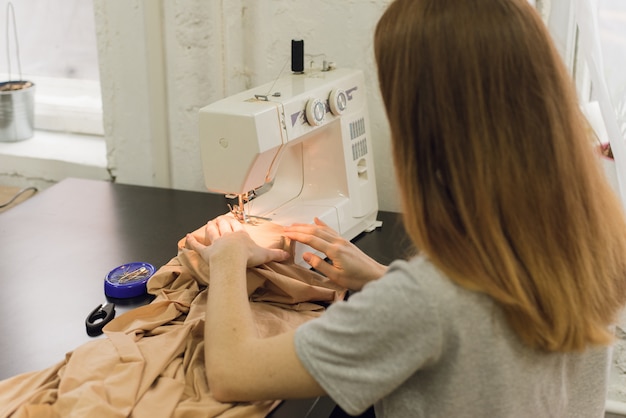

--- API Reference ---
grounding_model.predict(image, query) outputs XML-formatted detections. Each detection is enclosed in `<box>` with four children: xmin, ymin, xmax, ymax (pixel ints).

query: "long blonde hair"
<box><xmin>374</xmin><ymin>0</ymin><xmax>626</xmax><ymax>352</ymax></box>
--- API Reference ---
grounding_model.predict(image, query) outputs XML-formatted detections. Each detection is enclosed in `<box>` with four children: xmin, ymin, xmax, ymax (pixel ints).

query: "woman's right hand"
<box><xmin>284</xmin><ymin>218</ymin><xmax>387</xmax><ymax>291</ymax></box>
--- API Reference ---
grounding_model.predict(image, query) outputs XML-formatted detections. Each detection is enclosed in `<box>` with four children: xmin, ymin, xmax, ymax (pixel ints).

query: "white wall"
<box><xmin>93</xmin><ymin>0</ymin><xmax>400</xmax><ymax>212</ymax></box>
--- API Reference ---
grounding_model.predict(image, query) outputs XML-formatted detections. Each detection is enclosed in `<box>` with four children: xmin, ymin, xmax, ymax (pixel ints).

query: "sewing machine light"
<box><xmin>329</xmin><ymin>89</ymin><xmax>347</xmax><ymax>115</ymax></box>
<box><xmin>305</xmin><ymin>98</ymin><xmax>326</xmax><ymax>126</ymax></box>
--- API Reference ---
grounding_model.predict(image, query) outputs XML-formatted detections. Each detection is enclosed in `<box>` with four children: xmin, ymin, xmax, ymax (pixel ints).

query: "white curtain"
<box><xmin>568</xmin><ymin>0</ymin><xmax>626</xmax><ymax>209</ymax></box>
<box><xmin>1</xmin><ymin>0</ymin><xmax>99</xmax><ymax>80</ymax></box>
<box><xmin>578</xmin><ymin>3</ymin><xmax>626</xmax><ymax>411</ymax></box>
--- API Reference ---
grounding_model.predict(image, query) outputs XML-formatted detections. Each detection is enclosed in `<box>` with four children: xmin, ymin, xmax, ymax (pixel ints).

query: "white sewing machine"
<box><xmin>198</xmin><ymin>67</ymin><xmax>378</xmax><ymax>259</ymax></box>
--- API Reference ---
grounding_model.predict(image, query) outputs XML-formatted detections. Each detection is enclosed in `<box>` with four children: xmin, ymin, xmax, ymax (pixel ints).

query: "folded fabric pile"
<box><xmin>0</xmin><ymin>221</ymin><xmax>344</xmax><ymax>417</ymax></box>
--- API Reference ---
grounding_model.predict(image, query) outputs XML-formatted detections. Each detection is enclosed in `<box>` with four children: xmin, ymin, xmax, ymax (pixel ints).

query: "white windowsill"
<box><xmin>0</xmin><ymin>130</ymin><xmax>106</xmax><ymax>165</ymax></box>
<box><xmin>0</xmin><ymin>130</ymin><xmax>110</xmax><ymax>187</ymax></box>
<box><xmin>1</xmin><ymin>74</ymin><xmax>104</xmax><ymax>136</ymax></box>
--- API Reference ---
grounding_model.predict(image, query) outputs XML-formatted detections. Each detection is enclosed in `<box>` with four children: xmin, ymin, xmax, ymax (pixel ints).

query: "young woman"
<box><xmin>185</xmin><ymin>0</ymin><xmax>626</xmax><ymax>416</ymax></box>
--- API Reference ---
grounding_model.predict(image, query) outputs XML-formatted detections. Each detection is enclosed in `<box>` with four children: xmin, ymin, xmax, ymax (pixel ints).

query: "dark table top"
<box><xmin>0</xmin><ymin>178</ymin><xmax>408</xmax><ymax>417</ymax></box>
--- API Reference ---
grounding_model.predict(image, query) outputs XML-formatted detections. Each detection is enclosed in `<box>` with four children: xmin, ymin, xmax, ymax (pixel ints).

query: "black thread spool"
<box><xmin>291</xmin><ymin>39</ymin><xmax>304</xmax><ymax>73</ymax></box>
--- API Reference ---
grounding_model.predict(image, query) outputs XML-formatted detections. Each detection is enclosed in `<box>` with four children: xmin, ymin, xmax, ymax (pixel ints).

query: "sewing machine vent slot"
<box><xmin>352</xmin><ymin>138</ymin><xmax>368</xmax><ymax>161</ymax></box>
<box><xmin>349</xmin><ymin>117</ymin><xmax>366</xmax><ymax>140</ymax></box>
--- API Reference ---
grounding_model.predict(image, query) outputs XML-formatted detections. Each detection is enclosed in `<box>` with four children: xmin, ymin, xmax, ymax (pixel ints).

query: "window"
<box><xmin>0</xmin><ymin>0</ymin><xmax>102</xmax><ymax>135</ymax></box>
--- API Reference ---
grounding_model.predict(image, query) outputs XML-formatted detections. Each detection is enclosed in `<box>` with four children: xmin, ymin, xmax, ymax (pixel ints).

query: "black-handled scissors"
<box><xmin>85</xmin><ymin>303</ymin><xmax>116</xmax><ymax>336</ymax></box>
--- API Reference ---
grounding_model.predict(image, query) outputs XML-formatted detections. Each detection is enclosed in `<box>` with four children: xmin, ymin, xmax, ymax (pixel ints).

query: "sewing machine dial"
<box><xmin>329</xmin><ymin>89</ymin><xmax>347</xmax><ymax>115</ymax></box>
<box><xmin>305</xmin><ymin>98</ymin><xmax>326</xmax><ymax>126</ymax></box>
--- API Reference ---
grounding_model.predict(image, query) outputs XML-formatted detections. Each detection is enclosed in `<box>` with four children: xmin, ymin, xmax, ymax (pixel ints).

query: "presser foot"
<box><xmin>227</xmin><ymin>203</ymin><xmax>272</xmax><ymax>225</ymax></box>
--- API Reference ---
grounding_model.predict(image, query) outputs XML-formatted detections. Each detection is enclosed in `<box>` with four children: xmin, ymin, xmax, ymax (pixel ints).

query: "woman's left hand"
<box><xmin>185</xmin><ymin>215</ymin><xmax>290</xmax><ymax>267</ymax></box>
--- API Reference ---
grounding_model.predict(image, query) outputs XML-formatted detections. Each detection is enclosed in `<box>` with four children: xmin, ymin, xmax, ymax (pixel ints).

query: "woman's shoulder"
<box><xmin>375</xmin><ymin>255</ymin><xmax>461</xmax><ymax>297</ymax></box>
<box><xmin>369</xmin><ymin>255</ymin><xmax>496</xmax><ymax>319</ymax></box>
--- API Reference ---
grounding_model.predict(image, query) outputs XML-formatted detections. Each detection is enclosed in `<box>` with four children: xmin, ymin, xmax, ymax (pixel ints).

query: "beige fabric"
<box><xmin>0</xmin><ymin>221</ymin><xmax>344</xmax><ymax>418</ymax></box>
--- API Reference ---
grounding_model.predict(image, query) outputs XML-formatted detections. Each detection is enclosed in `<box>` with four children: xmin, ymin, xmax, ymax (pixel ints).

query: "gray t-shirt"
<box><xmin>294</xmin><ymin>256</ymin><xmax>610</xmax><ymax>417</ymax></box>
